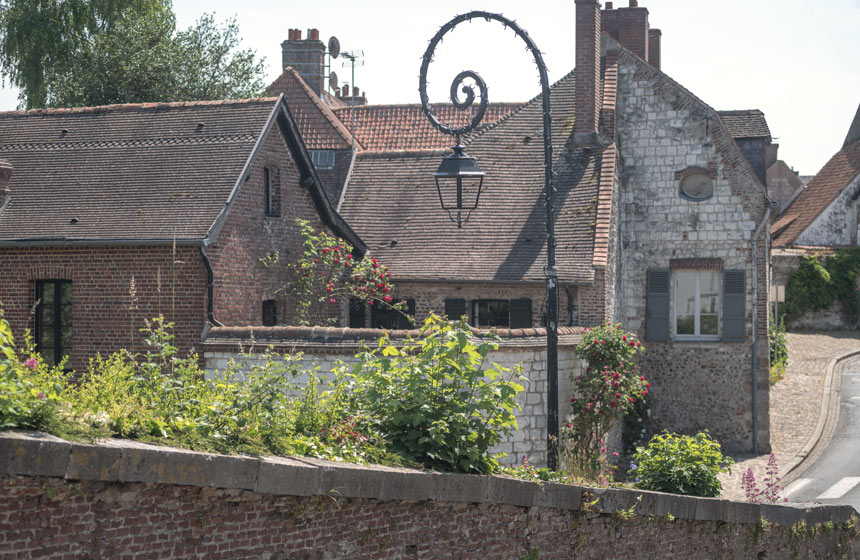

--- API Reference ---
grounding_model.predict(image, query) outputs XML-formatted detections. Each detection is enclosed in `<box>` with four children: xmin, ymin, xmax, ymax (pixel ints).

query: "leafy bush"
<box><xmin>783</xmin><ymin>255</ymin><xmax>833</xmax><ymax>321</ymax></box>
<box><xmin>632</xmin><ymin>431</ymin><xmax>733</xmax><ymax>497</ymax></box>
<box><xmin>501</xmin><ymin>455</ymin><xmax>573</xmax><ymax>484</ymax></box>
<box><xmin>343</xmin><ymin>315</ymin><xmax>525</xmax><ymax>474</ymax></box>
<box><xmin>562</xmin><ymin>322</ymin><xmax>646</xmax><ymax>480</ymax></box>
<box><xmin>769</xmin><ymin>314</ymin><xmax>788</xmax><ymax>385</ymax></box>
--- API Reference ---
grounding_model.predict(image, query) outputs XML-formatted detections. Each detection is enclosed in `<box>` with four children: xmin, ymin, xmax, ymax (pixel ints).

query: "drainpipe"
<box><xmin>750</xmin><ymin>204</ymin><xmax>772</xmax><ymax>453</ymax></box>
<box><xmin>200</xmin><ymin>245</ymin><xmax>223</xmax><ymax>340</ymax></box>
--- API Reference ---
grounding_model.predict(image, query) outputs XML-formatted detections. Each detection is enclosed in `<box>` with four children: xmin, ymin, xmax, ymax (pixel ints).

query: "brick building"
<box><xmin>271</xmin><ymin>1</ymin><xmax>773</xmax><ymax>452</ymax></box>
<box><xmin>0</xmin><ymin>97</ymin><xmax>362</xmax><ymax>371</ymax></box>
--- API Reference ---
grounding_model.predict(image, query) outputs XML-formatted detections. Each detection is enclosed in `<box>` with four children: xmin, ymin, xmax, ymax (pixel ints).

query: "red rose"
<box><xmin>642</xmin><ymin>389</ymin><xmax>648</xmax><ymax>396</ymax></box>
<box><xmin>640</xmin><ymin>376</ymin><xmax>645</xmax><ymax>381</ymax></box>
<box><xmin>646</xmin><ymin>382</ymin><xmax>651</xmax><ymax>388</ymax></box>
<box><xmin>383</xmin><ymin>296</ymin><xmax>393</xmax><ymax>303</ymax></box>
<box><xmin>628</xmin><ymin>397</ymin><xmax>634</xmax><ymax>403</ymax></box>
<box><xmin>614</xmin><ymin>392</ymin><xmax>621</xmax><ymax>399</ymax></box>
<box><xmin>622</xmin><ymin>336</ymin><xmax>627</xmax><ymax>341</ymax></box>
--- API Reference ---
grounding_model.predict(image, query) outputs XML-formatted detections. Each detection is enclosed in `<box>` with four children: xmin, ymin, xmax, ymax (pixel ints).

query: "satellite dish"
<box><xmin>328</xmin><ymin>36</ymin><xmax>341</xmax><ymax>59</ymax></box>
<box><xmin>329</xmin><ymin>71</ymin><xmax>339</xmax><ymax>91</ymax></box>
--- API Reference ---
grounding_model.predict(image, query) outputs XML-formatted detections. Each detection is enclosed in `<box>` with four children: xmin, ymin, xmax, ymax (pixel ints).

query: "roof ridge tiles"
<box><xmin>0</xmin><ymin>97</ymin><xmax>279</xmax><ymax>117</ymax></box>
<box><xmin>357</xmin><ymin>148</ymin><xmax>450</xmax><ymax>158</ymax></box>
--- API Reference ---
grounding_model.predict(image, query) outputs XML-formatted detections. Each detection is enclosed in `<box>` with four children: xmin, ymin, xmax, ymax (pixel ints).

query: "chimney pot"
<box><xmin>353</xmin><ymin>86</ymin><xmax>359</xmax><ymax>97</ymax></box>
<box><xmin>297</xmin><ymin>29</ymin><xmax>303</xmax><ymax>40</ymax></box>
<box><xmin>629</xmin><ymin>0</ymin><xmax>638</xmax><ymax>6</ymax></box>
<box><xmin>342</xmin><ymin>85</ymin><xmax>349</xmax><ymax>97</ymax></box>
<box><xmin>606</xmin><ymin>1</ymin><xmax>613</xmax><ymax>8</ymax></box>
<box><xmin>309</xmin><ymin>28</ymin><xmax>319</xmax><ymax>41</ymax></box>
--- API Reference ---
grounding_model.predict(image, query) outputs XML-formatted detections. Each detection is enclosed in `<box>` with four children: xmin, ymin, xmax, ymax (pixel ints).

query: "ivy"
<box><xmin>783</xmin><ymin>248</ymin><xmax>860</xmax><ymax>324</ymax></box>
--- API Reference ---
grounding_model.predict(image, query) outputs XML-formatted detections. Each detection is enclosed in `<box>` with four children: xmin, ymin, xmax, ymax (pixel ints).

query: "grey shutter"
<box><xmin>444</xmin><ymin>298</ymin><xmax>467</xmax><ymax>320</ymax></box>
<box><xmin>510</xmin><ymin>298</ymin><xmax>532</xmax><ymax>328</ymax></box>
<box><xmin>646</xmin><ymin>269</ymin><xmax>670</xmax><ymax>341</ymax></box>
<box><xmin>722</xmin><ymin>269</ymin><xmax>746</xmax><ymax>342</ymax></box>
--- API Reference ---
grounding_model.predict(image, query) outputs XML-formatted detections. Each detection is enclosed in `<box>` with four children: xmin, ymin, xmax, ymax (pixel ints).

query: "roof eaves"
<box><xmin>0</xmin><ymin>237</ymin><xmax>203</xmax><ymax>247</ymax></box>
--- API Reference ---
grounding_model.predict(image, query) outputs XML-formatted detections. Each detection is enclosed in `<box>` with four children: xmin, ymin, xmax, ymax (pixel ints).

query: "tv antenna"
<box><xmin>341</xmin><ymin>50</ymin><xmax>364</xmax><ymax>150</ymax></box>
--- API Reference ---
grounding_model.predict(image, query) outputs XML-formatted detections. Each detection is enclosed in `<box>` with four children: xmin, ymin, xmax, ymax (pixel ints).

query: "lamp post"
<box><xmin>418</xmin><ymin>12</ymin><xmax>560</xmax><ymax>470</ymax></box>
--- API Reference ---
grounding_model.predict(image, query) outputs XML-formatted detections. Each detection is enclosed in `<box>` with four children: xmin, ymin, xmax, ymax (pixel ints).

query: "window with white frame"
<box><xmin>674</xmin><ymin>270</ymin><xmax>720</xmax><ymax>338</ymax></box>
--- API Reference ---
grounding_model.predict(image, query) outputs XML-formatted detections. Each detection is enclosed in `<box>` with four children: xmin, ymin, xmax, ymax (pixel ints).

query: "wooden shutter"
<box><xmin>509</xmin><ymin>298</ymin><xmax>532</xmax><ymax>328</ymax></box>
<box><xmin>645</xmin><ymin>269</ymin><xmax>670</xmax><ymax>341</ymax></box>
<box><xmin>444</xmin><ymin>298</ymin><xmax>467</xmax><ymax>321</ymax></box>
<box><xmin>722</xmin><ymin>269</ymin><xmax>746</xmax><ymax>342</ymax></box>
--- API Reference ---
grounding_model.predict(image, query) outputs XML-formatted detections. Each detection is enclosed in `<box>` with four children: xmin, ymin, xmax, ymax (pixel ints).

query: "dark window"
<box><xmin>264</xmin><ymin>167</ymin><xmax>272</xmax><ymax>216</ymax></box>
<box><xmin>510</xmin><ymin>298</ymin><xmax>532</xmax><ymax>328</ymax></box>
<box><xmin>264</xmin><ymin>167</ymin><xmax>280</xmax><ymax>217</ymax></box>
<box><xmin>349</xmin><ymin>297</ymin><xmax>366</xmax><ymax>328</ymax></box>
<box><xmin>35</xmin><ymin>280</ymin><xmax>72</xmax><ymax>366</ymax></box>
<box><xmin>311</xmin><ymin>150</ymin><xmax>335</xmax><ymax>170</ymax></box>
<box><xmin>262</xmin><ymin>299</ymin><xmax>278</xmax><ymax>326</ymax></box>
<box><xmin>471</xmin><ymin>299</ymin><xmax>510</xmax><ymax>327</ymax></box>
<box><xmin>444</xmin><ymin>298</ymin><xmax>467</xmax><ymax>321</ymax></box>
<box><xmin>371</xmin><ymin>299</ymin><xmax>415</xmax><ymax>330</ymax></box>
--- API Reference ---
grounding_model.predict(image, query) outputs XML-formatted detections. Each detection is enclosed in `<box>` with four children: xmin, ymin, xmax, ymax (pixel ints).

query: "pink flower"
<box><xmin>36</xmin><ymin>392</ymin><xmax>45</xmax><ymax>400</ymax></box>
<box><xmin>329</xmin><ymin>298</ymin><xmax>336</xmax><ymax>303</ymax></box>
<box><xmin>383</xmin><ymin>296</ymin><xmax>393</xmax><ymax>303</ymax></box>
<box><xmin>612</xmin><ymin>451</ymin><xmax>619</xmax><ymax>457</ymax></box>
<box><xmin>24</xmin><ymin>358</ymin><xmax>37</xmax><ymax>370</ymax></box>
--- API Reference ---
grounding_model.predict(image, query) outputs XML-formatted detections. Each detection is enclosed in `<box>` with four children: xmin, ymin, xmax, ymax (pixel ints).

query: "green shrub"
<box><xmin>343</xmin><ymin>314</ymin><xmax>525</xmax><ymax>474</ymax></box>
<box><xmin>632</xmin><ymin>431</ymin><xmax>733</xmax><ymax>497</ymax></box>
<box><xmin>783</xmin><ymin>255</ymin><xmax>833</xmax><ymax>320</ymax></box>
<box><xmin>563</xmin><ymin>322</ymin><xmax>646</xmax><ymax>480</ymax></box>
<box><xmin>769</xmin><ymin>314</ymin><xmax>788</xmax><ymax>385</ymax></box>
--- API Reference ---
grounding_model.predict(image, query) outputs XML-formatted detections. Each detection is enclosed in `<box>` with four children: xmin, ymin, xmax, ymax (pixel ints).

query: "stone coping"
<box><xmin>202</xmin><ymin>324</ymin><xmax>585</xmax><ymax>352</ymax></box>
<box><xmin>2</xmin><ymin>431</ymin><xmax>856</xmax><ymax>527</ymax></box>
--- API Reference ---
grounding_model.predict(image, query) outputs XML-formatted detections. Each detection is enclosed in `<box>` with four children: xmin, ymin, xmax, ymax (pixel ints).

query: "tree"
<box><xmin>0</xmin><ymin>0</ymin><xmax>266</xmax><ymax>108</ymax></box>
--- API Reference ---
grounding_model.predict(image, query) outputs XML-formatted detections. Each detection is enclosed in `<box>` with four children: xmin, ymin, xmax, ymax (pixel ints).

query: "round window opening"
<box><xmin>679</xmin><ymin>173</ymin><xmax>714</xmax><ymax>201</ymax></box>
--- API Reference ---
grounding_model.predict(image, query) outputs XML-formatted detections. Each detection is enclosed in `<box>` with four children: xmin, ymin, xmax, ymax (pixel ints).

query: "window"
<box><xmin>472</xmin><ymin>300</ymin><xmax>510</xmax><ymax>328</ymax></box>
<box><xmin>311</xmin><ymin>150</ymin><xmax>335</xmax><ymax>170</ymax></box>
<box><xmin>674</xmin><ymin>270</ymin><xmax>720</xmax><ymax>338</ymax></box>
<box><xmin>262</xmin><ymin>299</ymin><xmax>278</xmax><ymax>326</ymax></box>
<box><xmin>348</xmin><ymin>297</ymin><xmax>366</xmax><ymax>328</ymax></box>
<box><xmin>370</xmin><ymin>299</ymin><xmax>415</xmax><ymax>329</ymax></box>
<box><xmin>35</xmin><ymin>280</ymin><xmax>72</xmax><ymax>366</ymax></box>
<box><xmin>264</xmin><ymin>167</ymin><xmax>280</xmax><ymax>217</ymax></box>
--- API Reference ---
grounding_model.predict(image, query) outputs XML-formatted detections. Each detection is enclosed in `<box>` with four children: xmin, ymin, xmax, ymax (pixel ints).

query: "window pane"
<box><xmin>676</xmin><ymin>271</ymin><xmax>696</xmax><ymax>316</ymax></box>
<box><xmin>701</xmin><ymin>314</ymin><xmax>718</xmax><ymax>335</ymax></box>
<box><xmin>701</xmin><ymin>271</ymin><xmax>720</xmax><ymax>294</ymax></box>
<box><xmin>677</xmin><ymin>314</ymin><xmax>695</xmax><ymax>335</ymax></box>
<box><xmin>700</xmin><ymin>294</ymin><xmax>718</xmax><ymax>314</ymax></box>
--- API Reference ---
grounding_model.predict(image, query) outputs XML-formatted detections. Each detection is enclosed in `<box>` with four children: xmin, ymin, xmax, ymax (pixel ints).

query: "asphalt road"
<box><xmin>786</xmin><ymin>355</ymin><xmax>860</xmax><ymax>509</ymax></box>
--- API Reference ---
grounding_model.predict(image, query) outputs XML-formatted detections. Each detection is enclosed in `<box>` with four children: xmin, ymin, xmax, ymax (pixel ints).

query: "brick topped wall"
<box><xmin>1</xmin><ymin>432</ymin><xmax>857</xmax><ymax>559</ymax></box>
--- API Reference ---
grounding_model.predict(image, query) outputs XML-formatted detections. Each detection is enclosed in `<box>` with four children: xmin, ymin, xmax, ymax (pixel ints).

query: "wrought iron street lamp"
<box><xmin>419</xmin><ymin>11</ymin><xmax>561</xmax><ymax>470</ymax></box>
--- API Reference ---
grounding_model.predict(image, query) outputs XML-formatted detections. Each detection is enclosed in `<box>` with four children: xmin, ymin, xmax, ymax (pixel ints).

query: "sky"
<box><xmin>1</xmin><ymin>0</ymin><xmax>859</xmax><ymax>176</ymax></box>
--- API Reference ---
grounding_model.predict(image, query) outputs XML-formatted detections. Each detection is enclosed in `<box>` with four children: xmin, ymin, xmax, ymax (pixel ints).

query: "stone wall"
<box><xmin>1</xmin><ymin>432</ymin><xmax>857</xmax><ymax>560</ymax></box>
<box><xmin>772</xmin><ymin>248</ymin><xmax>850</xmax><ymax>330</ymax></box>
<box><xmin>613</xmin><ymin>45</ymin><xmax>771</xmax><ymax>452</ymax></box>
<box><xmin>202</xmin><ymin>326</ymin><xmax>584</xmax><ymax>467</ymax></box>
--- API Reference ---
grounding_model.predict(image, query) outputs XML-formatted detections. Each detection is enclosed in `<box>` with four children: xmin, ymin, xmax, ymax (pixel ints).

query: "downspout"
<box><xmin>750</xmin><ymin>204</ymin><xmax>772</xmax><ymax>453</ymax></box>
<box><xmin>200</xmin><ymin>245</ymin><xmax>222</xmax><ymax>341</ymax></box>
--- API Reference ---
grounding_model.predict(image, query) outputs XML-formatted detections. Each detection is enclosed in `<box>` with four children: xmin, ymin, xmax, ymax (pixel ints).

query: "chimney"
<box><xmin>574</xmin><ymin>0</ymin><xmax>603</xmax><ymax>146</ymax></box>
<box><xmin>648</xmin><ymin>28</ymin><xmax>661</xmax><ymax>70</ymax></box>
<box><xmin>281</xmin><ymin>27</ymin><xmax>325</xmax><ymax>94</ymax></box>
<box><xmin>601</xmin><ymin>1</ymin><xmax>650</xmax><ymax>62</ymax></box>
<box><xmin>0</xmin><ymin>159</ymin><xmax>12</xmax><ymax>210</ymax></box>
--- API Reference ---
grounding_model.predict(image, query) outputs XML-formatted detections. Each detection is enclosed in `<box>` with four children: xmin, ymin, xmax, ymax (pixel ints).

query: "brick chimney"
<box><xmin>0</xmin><ymin>159</ymin><xmax>12</xmax><ymax>210</ymax></box>
<box><xmin>281</xmin><ymin>28</ymin><xmax>325</xmax><ymax>94</ymax></box>
<box><xmin>648</xmin><ymin>28</ymin><xmax>662</xmax><ymax>70</ymax></box>
<box><xmin>575</xmin><ymin>0</ymin><xmax>603</xmax><ymax>146</ymax></box>
<box><xmin>601</xmin><ymin>1</ymin><xmax>650</xmax><ymax>62</ymax></box>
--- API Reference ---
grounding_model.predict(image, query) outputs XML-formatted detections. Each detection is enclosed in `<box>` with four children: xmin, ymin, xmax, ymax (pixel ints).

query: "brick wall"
<box><xmin>613</xmin><ymin>45</ymin><xmax>771</xmax><ymax>452</ymax></box>
<box><xmin>1</xmin><ymin>432</ymin><xmax>857</xmax><ymax>559</ymax></box>
<box><xmin>281</xmin><ymin>29</ymin><xmax>325</xmax><ymax>94</ymax></box>
<box><xmin>206</xmin><ymin>125</ymin><xmax>339</xmax><ymax>327</ymax></box>
<box><xmin>0</xmin><ymin>246</ymin><xmax>207</xmax><ymax>371</ymax></box>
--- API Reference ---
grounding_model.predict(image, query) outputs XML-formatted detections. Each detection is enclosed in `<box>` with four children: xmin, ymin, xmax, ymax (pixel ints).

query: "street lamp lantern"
<box><xmin>433</xmin><ymin>143</ymin><xmax>485</xmax><ymax>228</ymax></box>
<box><xmin>419</xmin><ymin>11</ymin><xmax>562</xmax><ymax>470</ymax></box>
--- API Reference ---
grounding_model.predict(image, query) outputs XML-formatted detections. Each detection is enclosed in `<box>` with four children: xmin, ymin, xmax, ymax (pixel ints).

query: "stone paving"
<box><xmin>719</xmin><ymin>331</ymin><xmax>860</xmax><ymax>501</ymax></box>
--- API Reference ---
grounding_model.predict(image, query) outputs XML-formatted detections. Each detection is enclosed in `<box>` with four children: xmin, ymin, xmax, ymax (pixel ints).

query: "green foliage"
<box><xmin>782</xmin><ymin>249</ymin><xmax>860</xmax><ymax>324</ymax></box>
<box><xmin>825</xmin><ymin>246</ymin><xmax>860</xmax><ymax>323</ymax></box>
<box><xmin>283</xmin><ymin>219</ymin><xmax>407</xmax><ymax>326</ymax></box>
<box><xmin>769</xmin><ymin>314</ymin><xmax>788</xmax><ymax>385</ymax></box>
<box><xmin>632</xmin><ymin>431</ymin><xmax>733</xmax><ymax>497</ymax></box>
<box><xmin>0</xmin><ymin>0</ymin><xmax>266</xmax><ymax>108</ymax></box>
<box><xmin>500</xmin><ymin>456</ymin><xmax>574</xmax><ymax>484</ymax></box>
<box><xmin>562</xmin><ymin>323</ymin><xmax>646</xmax><ymax>480</ymax></box>
<box><xmin>343</xmin><ymin>315</ymin><xmax>525</xmax><ymax>474</ymax></box>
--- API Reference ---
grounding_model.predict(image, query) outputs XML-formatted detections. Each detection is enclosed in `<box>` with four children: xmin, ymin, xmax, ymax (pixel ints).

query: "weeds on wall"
<box><xmin>769</xmin><ymin>314</ymin><xmax>788</xmax><ymax>385</ymax></box>
<box><xmin>1</xmin><ymin>306</ymin><xmax>524</xmax><ymax>473</ymax></box>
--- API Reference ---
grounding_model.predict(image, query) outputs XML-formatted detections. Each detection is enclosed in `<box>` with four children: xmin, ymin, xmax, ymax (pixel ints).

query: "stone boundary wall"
<box><xmin>772</xmin><ymin>248</ymin><xmax>852</xmax><ymax>331</ymax></box>
<box><xmin>1</xmin><ymin>432</ymin><xmax>858</xmax><ymax>559</ymax></box>
<box><xmin>201</xmin><ymin>325</ymin><xmax>586</xmax><ymax>467</ymax></box>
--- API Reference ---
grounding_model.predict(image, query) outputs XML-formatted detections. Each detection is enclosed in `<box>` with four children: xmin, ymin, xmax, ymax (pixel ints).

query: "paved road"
<box><xmin>786</xmin><ymin>355</ymin><xmax>860</xmax><ymax>509</ymax></box>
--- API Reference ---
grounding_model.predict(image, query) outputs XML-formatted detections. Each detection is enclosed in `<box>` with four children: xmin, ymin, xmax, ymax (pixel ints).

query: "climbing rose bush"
<box><xmin>562</xmin><ymin>322</ymin><xmax>646</xmax><ymax>479</ymax></box>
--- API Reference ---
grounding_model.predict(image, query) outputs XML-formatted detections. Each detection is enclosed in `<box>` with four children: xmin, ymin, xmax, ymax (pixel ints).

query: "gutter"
<box><xmin>751</xmin><ymin>203</ymin><xmax>773</xmax><ymax>453</ymax></box>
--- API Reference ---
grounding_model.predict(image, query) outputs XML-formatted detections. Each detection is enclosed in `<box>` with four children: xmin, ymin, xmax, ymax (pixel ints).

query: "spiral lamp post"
<box><xmin>418</xmin><ymin>12</ymin><xmax>560</xmax><ymax>470</ymax></box>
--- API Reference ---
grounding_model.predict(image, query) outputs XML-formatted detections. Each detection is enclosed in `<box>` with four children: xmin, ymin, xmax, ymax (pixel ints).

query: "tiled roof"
<box><xmin>339</xmin><ymin>70</ymin><xmax>605</xmax><ymax>284</ymax></box>
<box><xmin>0</xmin><ymin>99</ymin><xmax>277</xmax><ymax>243</ymax></box>
<box><xmin>717</xmin><ymin>110</ymin><xmax>772</xmax><ymax>141</ymax></box>
<box><xmin>267</xmin><ymin>67</ymin><xmax>357</xmax><ymax>150</ymax></box>
<box><xmin>844</xmin><ymin>102</ymin><xmax>860</xmax><ymax>149</ymax></box>
<box><xmin>772</xmin><ymin>139</ymin><xmax>860</xmax><ymax>247</ymax></box>
<box><xmin>331</xmin><ymin>103</ymin><xmax>521</xmax><ymax>151</ymax></box>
